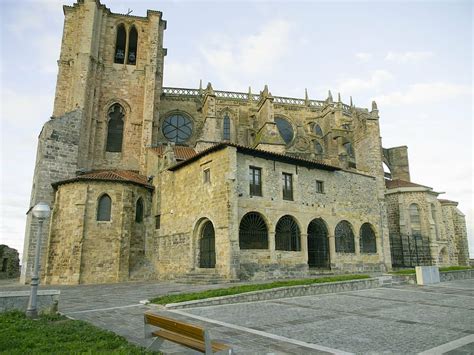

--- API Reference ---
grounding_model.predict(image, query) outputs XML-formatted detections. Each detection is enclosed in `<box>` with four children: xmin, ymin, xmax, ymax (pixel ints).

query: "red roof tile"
<box><xmin>385</xmin><ymin>179</ymin><xmax>431</xmax><ymax>189</ymax></box>
<box><xmin>150</xmin><ymin>145</ymin><xmax>197</xmax><ymax>161</ymax></box>
<box><xmin>168</xmin><ymin>142</ymin><xmax>340</xmax><ymax>172</ymax></box>
<box><xmin>52</xmin><ymin>170</ymin><xmax>154</xmax><ymax>190</ymax></box>
<box><xmin>438</xmin><ymin>199</ymin><xmax>458</xmax><ymax>205</ymax></box>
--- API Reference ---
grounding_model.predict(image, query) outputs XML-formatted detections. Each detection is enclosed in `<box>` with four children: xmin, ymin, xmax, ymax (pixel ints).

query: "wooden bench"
<box><xmin>144</xmin><ymin>312</ymin><xmax>233</xmax><ymax>354</ymax></box>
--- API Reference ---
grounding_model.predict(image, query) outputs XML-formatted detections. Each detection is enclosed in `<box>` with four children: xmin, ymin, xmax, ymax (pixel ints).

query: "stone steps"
<box><xmin>174</xmin><ymin>270</ymin><xmax>234</xmax><ymax>285</ymax></box>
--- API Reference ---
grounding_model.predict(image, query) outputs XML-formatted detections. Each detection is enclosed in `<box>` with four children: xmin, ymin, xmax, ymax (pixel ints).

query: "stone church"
<box><xmin>21</xmin><ymin>0</ymin><xmax>469</xmax><ymax>284</ymax></box>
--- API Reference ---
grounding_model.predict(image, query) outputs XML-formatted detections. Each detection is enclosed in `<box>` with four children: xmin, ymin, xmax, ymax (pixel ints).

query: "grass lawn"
<box><xmin>151</xmin><ymin>274</ymin><xmax>370</xmax><ymax>305</ymax></box>
<box><xmin>390</xmin><ymin>265</ymin><xmax>472</xmax><ymax>275</ymax></box>
<box><xmin>0</xmin><ymin>311</ymin><xmax>156</xmax><ymax>354</ymax></box>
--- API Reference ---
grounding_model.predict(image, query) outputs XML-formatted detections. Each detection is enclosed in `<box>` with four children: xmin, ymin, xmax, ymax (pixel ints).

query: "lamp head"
<box><xmin>32</xmin><ymin>202</ymin><xmax>51</xmax><ymax>219</ymax></box>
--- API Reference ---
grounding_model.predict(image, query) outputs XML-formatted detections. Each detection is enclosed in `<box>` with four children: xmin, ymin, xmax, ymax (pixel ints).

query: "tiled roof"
<box><xmin>168</xmin><ymin>142</ymin><xmax>340</xmax><ymax>172</ymax></box>
<box><xmin>385</xmin><ymin>179</ymin><xmax>431</xmax><ymax>190</ymax></box>
<box><xmin>150</xmin><ymin>145</ymin><xmax>197</xmax><ymax>161</ymax></box>
<box><xmin>52</xmin><ymin>170</ymin><xmax>154</xmax><ymax>190</ymax></box>
<box><xmin>438</xmin><ymin>199</ymin><xmax>458</xmax><ymax>205</ymax></box>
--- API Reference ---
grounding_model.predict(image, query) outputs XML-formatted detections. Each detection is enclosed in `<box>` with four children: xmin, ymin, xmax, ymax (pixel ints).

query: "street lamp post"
<box><xmin>26</xmin><ymin>202</ymin><xmax>51</xmax><ymax>319</ymax></box>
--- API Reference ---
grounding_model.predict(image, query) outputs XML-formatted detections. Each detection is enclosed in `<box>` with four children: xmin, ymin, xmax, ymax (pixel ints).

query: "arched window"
<box><xmin>314</xmin><ymin>124</ymin><xmax>323</xmax><ymax>137</ymax></box>
<box><xmin>409</xmin><ymin>203</ymin><xmax>421</xmax><ymax>236</ymax></box>
<box><xmin>97</xmin><ymin>194</ymin><xmax>111</xmax><ymax>221</ymax></box>
<box><xmin>223</xmin><ymin>114</ymin><xmax>231</xmax><ymax>141</ymax></box>
<box><xmin>360</xmin><ymin>223</ymin><xmax>377</xmax><ymax>253</ymax></box>
<box><xmin>275</xmin><ymin>215</ymin><xmax>300</xmax><ymax>251</ymax></box>
<box><xmin>135</xmin><ymin>198</ymin><xmax>143</xmax><ymax>223</ymax></box>
<box><xmin>315</xmin><ymin>142</ymin><xmax>324</xmax><ymax>155</ymax></box>
<box><xmin>335</xmin><ymin>220</ymin><xmax>355</xmax><ymax>253</ymax></box>
<box><xmin>106</xmin><ymin>103</ymin><xmax>125</xmax><ymax>152</ymax></box>
<box><xmin>343</xmin><ymin>142</ymin><xmax>355</xmax><ymax>158</ymax></box>
<box><xmin>114</xmin><ymin>24</ymin><xmax>126</xmax><ymax>64</ymax></box>
<box><xmin>127</xmin><ymin>26</ymin><xmax>138</xmax><ymax>65</ymax></box>
<box><xmin>275</xmin><ymin>117</ymin><xmax>294</xmax><ymax>144</ymax></box>
<box><xmin>239</xmin><ymin>212</ymin><xmax>268</xmax><ymax>249</ymax></box>
<box><xmin>307</xmin><ymin>218</ymin><xmax>329</xmax><ymax>268</ymax></box>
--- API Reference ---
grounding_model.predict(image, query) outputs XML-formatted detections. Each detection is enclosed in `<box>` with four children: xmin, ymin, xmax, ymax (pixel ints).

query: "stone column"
<box><xmin>328</xmin><ymin>234</ymin><xmax>336</xmax><ymax>268</ymax></box>
<box><xmin>300</xmin><ymin>233</ymin><xmax>308</xmax><ymax>264</ymax></box>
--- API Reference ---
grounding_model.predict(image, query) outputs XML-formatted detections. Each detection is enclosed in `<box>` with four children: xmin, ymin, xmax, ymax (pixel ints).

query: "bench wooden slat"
<box><xmin>152</xmin><ymin>329</ymin><xmax>207</xmax><ymax>352</ymax></box>
<box><xmin>144</xmin><ymin>312</ymin><xmax>232</xmax><ymax>354</ymax></box>
<box><xmin>145</xmin><ymin>312</ymin><xmax>204</xmax><ymax>340</ymax></box>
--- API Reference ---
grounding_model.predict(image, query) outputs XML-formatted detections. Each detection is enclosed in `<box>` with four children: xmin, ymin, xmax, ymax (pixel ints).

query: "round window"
<box><xmin>162</xmin><ymin>114</ymin><xmax>193</xmax><ymax>143</ymax></box>
<box><xmin>275</xmin><ymin>117</ymin><xmax>294</xmax><ymax>144</ymax></box>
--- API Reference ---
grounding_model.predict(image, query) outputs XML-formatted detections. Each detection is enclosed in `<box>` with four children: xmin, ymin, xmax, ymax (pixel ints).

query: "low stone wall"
<box><xmin>0</xmin><ymin>290</ymin><xmax>60</xmax><ymax>314</ymax></box>
<box><xmin>165</xmin><ymin>278</ymin><xmax>380</xmax><ymax>309</ymax></box>
<box><xmin>440</xmin><ymin>269</ymin><xmax>473</xmax><ymax>282</ymax></box>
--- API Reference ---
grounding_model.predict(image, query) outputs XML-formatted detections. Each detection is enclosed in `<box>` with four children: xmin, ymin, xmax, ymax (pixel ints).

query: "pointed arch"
<box><xmin>199</xmin><ymin>220</ymin><xmax>216</xmax><ymax>268</ymax></box>
<box><xmin>135</xmin><ymin>197</ymin><xmax>144</xmax><ymax>223</ymax></box>
<box><xmin>106</xmin><ymin>103</ymin><xmax>125</xmax><ymax>152</ymax></box>
<box><xmin>314</xmin><ymin>124</ymin><xmax>323</xmax><ymax>137</ymax></box>
<box><xmin>315</xmin><ymin>141</ymin><xmax>324</xmax><ymax>155</ymax></box>
<box><xmin>343</xmin><ymin>141</ymin><xmax>355</xmax><ymax>158</ymax></box>
<box><xmin>223</xmin><ymin>114</ymin><xmax>231</xmax><ymax>141</ymax></box>
<box><xmin>97</xmin><ymin>194</ymin><xmax>112</xmax><ymax>221</ymax></box>
<box><xmin>114</xmin><ymin>24</ymin><xmax>126</xmax><ymax>64</ymax></box>
<box><xmin>409</xmin><ymin>203</ymin><xmax>421</xmax><ymax>236</ymax></box>
<box><xmin>127</xmin><ymin>25</ymin><xmax>138</xmax><ymax>65</ymax></box>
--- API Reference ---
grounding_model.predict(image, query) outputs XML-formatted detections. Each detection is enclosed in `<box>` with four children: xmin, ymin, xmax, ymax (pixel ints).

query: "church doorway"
<box><xmin>307</xmin><ymin>218</ymin><xmax>330</xmax><ymax>268</ymax></box>
<box><xmin>199</xmin><ymin>221</ymin><xmax>216</xmax><ymax>268</ymax></box>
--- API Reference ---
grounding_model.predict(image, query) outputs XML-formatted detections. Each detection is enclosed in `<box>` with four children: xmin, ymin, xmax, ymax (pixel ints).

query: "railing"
<box><xmin>162</xmin><ymin>86</ymin><xmax>352</xmax><ymax>111</ymax></box>
<box><xmin>162</xmin><ymin>87</ymin><xmax>200</xmax><ymax>96</ymax></box>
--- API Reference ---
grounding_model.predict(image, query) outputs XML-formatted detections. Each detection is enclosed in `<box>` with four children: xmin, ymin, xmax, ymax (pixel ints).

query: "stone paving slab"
<box><xmin>2</xmin><ymin>278</ymin><xmax>473</xmax><ymax>354</ymax></box>
<box><xmin>180</xmin><ymin>280</ymin><xmax>474</xmax><ymax>354</ymax></box>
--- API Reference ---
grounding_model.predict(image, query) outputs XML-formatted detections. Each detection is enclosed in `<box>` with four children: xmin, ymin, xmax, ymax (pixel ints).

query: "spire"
<box><xmin>206</xmin><ymin>82</ymin><xmax>214</xmax><ymax>95</ymax></box>
<box><xmin>327</xmin><ymin>90</ymin><xmax>333</xmax><ymax>103</ymax></box>
<box><xmin>305</xmin><ymin>88</ymin><xmax>309</xmax><ymax>105</ymax></box>
<box><xmin>261</xmin><ymin>84</ymin><xmax>272</xmax><ymax>99</ymax></box>
<box><xmin>350</xmin><ymin>96</ymin><xmax>353</xmax><ymax>107</ymax></box>
<box><xmin>372</xmin><ymin>100</ymin><xmax>378</xmax><ymax>111</ymax></box>
<box><xmin>337</xmin><ymin>92</ymin><xmax>341</xmax><ymax>103</ymax></box>
<box><xmin>248</xmin><ymin>86</ymin><xmax>252</xmax><ymax>102</ymax></box>
<box><xmin>199</xmin><ymin>79</ymin><xmax>203</xmax><ymax>95</ymax></box>
<box><xmin>371</xmin><ymin>100</ymin><xmax>379</xmax><ymax>119</ymax></box>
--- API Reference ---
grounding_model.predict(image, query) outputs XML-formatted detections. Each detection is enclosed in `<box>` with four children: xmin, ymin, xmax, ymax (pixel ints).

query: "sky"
<box><xmin>0</xmin><ymin>0</ymin><xmax>473</xmax><ymax>260</ymax></box>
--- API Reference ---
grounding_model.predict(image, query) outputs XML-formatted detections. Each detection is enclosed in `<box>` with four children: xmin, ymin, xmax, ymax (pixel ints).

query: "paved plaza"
<box><xmin>2</xmin><ymin>278</ymin><xmax>474</xmax><ymax>354</ymax></box>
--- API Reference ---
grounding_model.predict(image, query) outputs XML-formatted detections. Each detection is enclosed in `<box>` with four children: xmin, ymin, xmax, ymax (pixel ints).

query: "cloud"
<box><xmin>355</xmin><ymin>52</ymin><xmax>372</xmax><ymax>62</ymax></box>
<box><xmin>385</xmin><ymin>51</ymin><xmax>434</xmax><ymax>63</ymax></box>
<box><xmin>375</xmin><ymin>82</ymin><xmax>472</xmax><ymax>106</ymax></box>
<box><xmin>164</xmin><ymin>62</ymin><xmax>202</xmax><ymax>88</ymax></box>
<box><xmin>199</xmin><ymin>19</ymin><xmax>292</xmax><ymax>87</ymax></box>
<box><xmin>336</xmin><ymin>70</ymin><xmax>393</xmax><ymax>94</ymax></box>
<box><xmin>1</xmin><ymin>89</ymin><xmax>54</xmax><ymax>125</ymax></box>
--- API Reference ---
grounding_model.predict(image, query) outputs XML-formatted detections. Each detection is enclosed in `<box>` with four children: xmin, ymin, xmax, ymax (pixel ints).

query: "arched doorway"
<box><xmin>307</xmin><ymin>218</ymin><xmax>329</xmax><ymax>268</ymax></box>
<box><xmin>199</xmin><ymin>221</ymin><xmax>216</xmax><ymax>268</ymax></box>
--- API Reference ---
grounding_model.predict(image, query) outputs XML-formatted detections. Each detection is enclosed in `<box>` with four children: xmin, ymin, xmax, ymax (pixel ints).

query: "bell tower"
<box><xmin>53</xmin><ymin>0</ymin><xmax>167</xmax><ymax>171</ymax></box>
<box><xmin>21</xmin><ymin>0</ymin><xmax>166</xmax><ymax>283</ymax></box>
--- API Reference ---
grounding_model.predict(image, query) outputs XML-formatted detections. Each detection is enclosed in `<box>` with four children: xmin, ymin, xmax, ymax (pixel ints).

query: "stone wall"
<box><xmin>0</xmin><ymin>245</ymin><xmax>20</xmax><ymax>279</ymax></box>
<box><xmin>44</xmin><ymin>180</ymin><xmax>152</xmax><ymax>284</ymax></box>
<box><xmin>154</xmin><ymin>147</ymin><xmax>237</xmax><ymax>280</ymax></box>
<box><xmin>0</xmin><ymin>290</ymin><xmax>60</xmax><ymax>314</ymax></box>
<box><xmin>235</xmin><ymin>152</ymin><xmax>389</xmax><ymax>278</ymax></box>
<box><xmin>21</xmin><ymin>110</ymin><xmax>82</xmax><ymax>284</ymax></box>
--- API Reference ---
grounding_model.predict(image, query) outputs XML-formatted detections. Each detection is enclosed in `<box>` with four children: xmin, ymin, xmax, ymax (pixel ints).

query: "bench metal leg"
<box><xmin>146</xmin><ymin>336</ymin><xmax>165</xmax><ymax>351</ymax></box>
